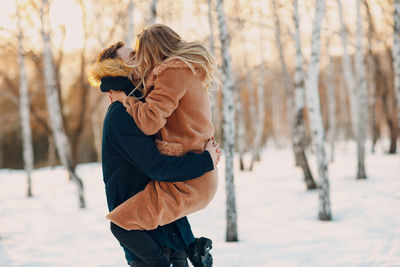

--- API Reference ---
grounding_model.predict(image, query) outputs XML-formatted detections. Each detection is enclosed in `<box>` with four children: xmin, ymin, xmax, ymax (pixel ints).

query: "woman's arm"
<box><xmin>108</xmin><ymin>103</ymin><xmax>214</xmax><ymax>182</ymax></box>
<box><xmin>113</xmin><ymin>68</ymin><xmax>189</xmax><ymax>135</ymax></box>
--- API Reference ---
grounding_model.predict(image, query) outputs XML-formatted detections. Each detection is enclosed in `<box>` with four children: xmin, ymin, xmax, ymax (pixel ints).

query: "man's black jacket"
<box><xmin>102</xmin><ymin>102</ymin><xmax>214</xmax><ymax>263</ymax></box>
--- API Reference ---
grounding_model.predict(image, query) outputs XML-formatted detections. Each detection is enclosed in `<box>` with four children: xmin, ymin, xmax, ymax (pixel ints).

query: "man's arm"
<box><xmin>108</xmin><ymin>103</ymin><xmax>213</xmax><ymax>182</ymax></box>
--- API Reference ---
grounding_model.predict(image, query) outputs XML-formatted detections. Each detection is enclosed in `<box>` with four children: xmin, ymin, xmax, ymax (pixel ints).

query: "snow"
<box><xmin>0</xmin><ymin>143</ymin><xmax>399</xmax><ymax>267</ymax></box>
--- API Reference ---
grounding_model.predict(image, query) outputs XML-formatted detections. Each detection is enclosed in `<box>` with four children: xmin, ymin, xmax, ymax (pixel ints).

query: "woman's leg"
<box><xmin>107</xmin><ymin>170</ymin><xmax>218</xmax><ymax>230</ymax></box>
<box><xmin>110</xmin><ymin>223</ymin><xmax>171</xmax><ymax>267</ymax></box>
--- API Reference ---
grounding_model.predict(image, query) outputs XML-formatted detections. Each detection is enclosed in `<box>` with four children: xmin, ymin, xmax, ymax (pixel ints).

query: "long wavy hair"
<box><xmin>126</xmin><ymin>24</ymin><xmax>219</xmax><ymax>95</ymax></box>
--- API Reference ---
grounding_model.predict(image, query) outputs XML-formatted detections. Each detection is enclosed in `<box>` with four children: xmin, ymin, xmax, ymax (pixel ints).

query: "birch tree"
<box><xmin>216</xmin><ymin>0</ymin><xmax>238</xmax><ymax>242</ymax></box>
<box><xmin>292</xmin><ymin>0</ymin><xmax>316</xmax><ymax>190</ymax></box>
<box><xmin>207</xmin><ymin>0</ymin><xmax>221</xmax><ymax>142</ymax></box>
<box><xmin>355</xmin><ymin>0</ymin><xmax>368</xmax><ymax>179</ymax></box>
<box><xmin>124</xmin><ymin>0</ymin><xmax>134</xmax><ymax>46</ymax></box>
<box><xmin>324</xmin><ymin>33</ymin><xmax>336</xmax><ymax>163</ymax></box>
<box><xmin>272</xmin><ymin>0</ymin><xmax>294</xmax><ymax>145</ymax></box>
<box><xmin>250</xmin><ymin>31</ymin><xmax>266</xmax><ymax>171</ymax></box>
<box><xmin>365</xmin><ymin>0</ymin><xmax>378</xmax><ymax>153</ymax></box>
<box><xmin>247</xmin><ymin>71</ymin><xmax>258</xmax><ymax>171</ymax></box>
<box><xmin>233</xmin><ymin>0</ymin><xmax>247</xmax><ymax>171</ymax></box>
<box><xmin>336</xmin><ymin>0</ymin><xmax>358</xmax><ymax>137</ymax></box>
<box><xmin>39</xmin><ymin>0</ymin><xmax>85</xmax><ymax>208</ymax></box>
<box><xmin>393</xmin><ymin>0</ymin><xmax>400</xmax><ymax>130</ymax></box>
<box><xmin>69</xmin><ymin>0</ymin><xmax>90</xmax><ymax>171</ymax></box>
<box><xmin>235</xmin><ymin>88</ymin><xmax>246</xmax><ymax>171</ymax></box>
<box><xmin>250</xmin><ymin>6</ymin><xmax>267</xmax><ymax>169</ymax></box>
<box><xmin>16</xmin><ymin>1</ymin><xmax>34</xmax><ymax>197</ymax></box>
<box><xmin>304</xmin><ymin>0</ymin><xmax>331</xmax><ymax>220</ymax></box>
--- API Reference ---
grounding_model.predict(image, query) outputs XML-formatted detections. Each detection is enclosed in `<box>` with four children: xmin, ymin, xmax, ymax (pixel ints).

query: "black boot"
<box><xmin>187</xmin><ymin>237</ymin><xmax>213</xmax><ymax>267</ymax></box>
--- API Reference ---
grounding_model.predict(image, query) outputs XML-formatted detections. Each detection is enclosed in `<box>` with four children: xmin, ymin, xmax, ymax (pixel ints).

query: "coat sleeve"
<box><xmin>124</xmin><ymin>68</ymin><xmax>189</xmax><ymax>135</ymax></box>
<box><xmin>108</xmin><ymin>104</ymin><xmax>213</xmax><ymax>182</ymax></box>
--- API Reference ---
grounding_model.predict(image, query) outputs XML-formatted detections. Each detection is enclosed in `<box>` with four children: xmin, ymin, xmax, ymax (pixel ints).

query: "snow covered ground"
<box><xmin>0</xmin><ymin>143</ymin><xmax>399</xmax><ymax>267</ymax></box>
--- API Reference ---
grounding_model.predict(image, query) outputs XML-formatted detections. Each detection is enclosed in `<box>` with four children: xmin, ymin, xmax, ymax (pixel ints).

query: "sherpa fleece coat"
<box><xmin>106</xmin><ymin>59</ymin><xmax>219</xmax><ymax>231</ymax></box>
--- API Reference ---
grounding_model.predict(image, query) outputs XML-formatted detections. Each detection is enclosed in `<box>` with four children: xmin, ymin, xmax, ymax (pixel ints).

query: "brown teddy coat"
<box><xmin>105</xmin><ymin>59</ymin><xmax>219</xmax><ymax>230</ymax></box>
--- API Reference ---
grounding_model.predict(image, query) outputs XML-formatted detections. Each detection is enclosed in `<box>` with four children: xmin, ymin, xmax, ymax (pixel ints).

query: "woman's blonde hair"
<box><xmin>127</xmin><ymin>24</ymin><xmax>219</xmax><ymax>95</ymax></box>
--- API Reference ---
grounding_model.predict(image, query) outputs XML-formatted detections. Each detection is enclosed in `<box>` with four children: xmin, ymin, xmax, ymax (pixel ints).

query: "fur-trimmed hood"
<box><xmin>88</xmin><ymin>58</ymin><xmax>133</xmax><ymax>87</ymax></box>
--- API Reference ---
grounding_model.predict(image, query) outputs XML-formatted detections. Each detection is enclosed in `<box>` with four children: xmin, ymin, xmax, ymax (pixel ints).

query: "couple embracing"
<box><xmin>88</xmin><ymin>24</ymin><xmax>221</xmax><ymax>267</ymax></box>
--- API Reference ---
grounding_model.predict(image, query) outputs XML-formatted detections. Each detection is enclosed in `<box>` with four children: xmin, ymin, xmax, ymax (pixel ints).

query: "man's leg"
<box><xmin>110</xmin><ymin>223</ymin><xmax>171</xmax><ymax>267</ymax></box>
<box><xmin>169</xmin><ymin>248</ymin><xmax>189</xmax><ymax>267</ymax></box>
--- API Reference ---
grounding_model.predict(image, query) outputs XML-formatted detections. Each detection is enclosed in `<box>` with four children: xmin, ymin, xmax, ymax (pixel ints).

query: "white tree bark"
<box><xmin>40</xmin><ymin>0</ymin><xmax>85</xmax><ymax>208</ymax></box>
<box><xmin>393</xmin><ymin>0</ymin><xmax>400</xmax><ymax>132</ymax></box>
<box><xmin>336</xmin><ymin>0</ymin><xmax>358</xmax><ymax>137</ymax></box>
<box><xmin>304</xmin><ymin>0</ymin><xmax>331</xmax><ymax>220</ymax></box>
<box><xmin>216</xmin><ymin>0</ymin><xmax>238</xmax><ymax>242</ymax></box>
<box><xmin>292</xmin><ymin>0</ymin><xmax>316</xmax><ymax>190</ymax></box>
<box><xmin>355</xmin><ymin>0</ymin><xmax>368</xmax><ymax>179</ymax></box>
<box><xmin>207</xmin><ymin>0</ymin><xmax>221</xmax><ymax>142</ymax></box>
<box><xmin>16</xmin><ymin>2</ymin><xmax>34</xmax><ymax>197</ymax></box>
<box><xmin>124</xmin><ymin>0</ymin><xmax>134</xmax><ymax>46</ymax></box>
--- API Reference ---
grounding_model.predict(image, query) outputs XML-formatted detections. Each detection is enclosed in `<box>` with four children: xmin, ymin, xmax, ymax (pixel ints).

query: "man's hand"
<box><xmin>205</xmin><ymin>137</ymin><xmax>222</xmax><ymax>167</ymax></box>
<box><xmin>109</xmin><ymin>90</ymin><xmax>128</xmax><ymax>104</ymax></box>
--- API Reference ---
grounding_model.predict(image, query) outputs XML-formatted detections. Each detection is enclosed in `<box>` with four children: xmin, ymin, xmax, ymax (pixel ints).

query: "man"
<box><xmin>91</xmin><ymin>42</ymin><xmax>218</xmax><ymax>266</ymax></box>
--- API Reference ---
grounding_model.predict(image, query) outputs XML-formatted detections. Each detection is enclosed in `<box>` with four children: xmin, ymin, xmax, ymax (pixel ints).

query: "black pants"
<box><xmin>130</xmin><ymin>248</ymin><xmax>189</xmax><ymax>267</ymax></box>
<box><xmin>110</xmin><ymin>223</ymin><xmax>189</xmax><ymax>267</ymax></box>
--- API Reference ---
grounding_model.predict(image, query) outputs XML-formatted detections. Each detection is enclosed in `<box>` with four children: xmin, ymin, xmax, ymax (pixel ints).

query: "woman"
<box><xmin>89</xmin><ymin>41</ymin><xmax>219</xmax><ymax>267</ymax></box>
<box><xmin>107</xmin><ymin>24</ymin><xmax>220</xmax><ymax>232</ymax></box>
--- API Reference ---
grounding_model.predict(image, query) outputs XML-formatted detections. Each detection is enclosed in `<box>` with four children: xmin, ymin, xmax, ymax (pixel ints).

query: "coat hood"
<box><xmin>88</xmin><ymin>58</ymin><xmax>133</xmax><ymax>88</ymax></box>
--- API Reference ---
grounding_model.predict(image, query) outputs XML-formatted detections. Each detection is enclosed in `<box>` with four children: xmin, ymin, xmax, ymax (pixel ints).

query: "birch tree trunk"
<box><xmin>355</xmin><ymin>0</ymin><xmax>368</xmax><ymax>179</ymax></box>
<box><xmin>124</xmin><ymin>0</ymin><xmax>134</xmax><ymax>46</ymax></box>
<box><xmin>393</xmin><ymin>0</ymin><xmax>400</xmax><ymax>132</ymax></box>
<box><xmin>235</xmin><ymin>88</ymin><xmax>246</xmax><ymax>171</ymax></box>
<box><xmin>40</xmin><ymin>0</ymin><xmax>86</xmax><ymax>208</ymax></box>
<box><xmin>336</xmin><ymin>0</ymin><xmax>358</xmax><ymax>137</ymax></box>
<box><xmin>70</xmin><ymin>0</ymin><xmax>90</xmax><ymax>171</ymax></box>
<box><xmin>216</xmin><ymin>0</ymin><xmax>238</xmax><ymax>242</ymax></box>
<box><xmin>207</xmin><ymin>0</ymin><xmax>221</xmax><ymax>142</ymax></box>
<box><xmin>272</xmin><ymin>0</ymin><xmax>294</xmax><ymax>150</ymax></box>
<box><xmin>250</xmin><ymin>22</ymin><xmax>267</xmax><ymax>168</ymax></box>
<box><xmin>149</xmin><ymin>0</ymin><xmax>157</xmax><ymax>25</ymax></box>
<box><xmin>305</xmin><ymin>0</ymin><xmax>331</xmax><ymax>220</ymax></box>
<box><xmin>292</xmin><ymin>0</ymin><xmax>316</xmax><ymax>190</ymax></box>
<box><xmin>16</xmin><ymin>2</ymin><xmax>34</xmax><ymax>197</ymax></box>
<box><xmin>47</xmin><ymin>131</ymin><xmax>57</xmax><ymax>168</ymax></box>
<box><xmin>365</xmin><ymin>0</ymin><xmax>378</xmax><ymax>153</ymax></box>
<box><xmin>247</xmin><ymin>71</ymin><xmax>258</xmax><ymax>171</ymax></box>
<box><xmin>324</xmin><ymin>36</ymin><xmax>336</xmax><ymax>163</ymax></box>
<box><xmin>250</xmin><ymin>51</ymin><xmax>266</xmax><ymax>170</ymax></box>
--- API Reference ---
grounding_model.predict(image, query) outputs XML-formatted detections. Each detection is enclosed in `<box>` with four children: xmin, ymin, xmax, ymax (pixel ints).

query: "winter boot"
<box><xmin>187</xmin><ymin>237</ymin><xmax>213</xmax><ymax>267</ymax></box>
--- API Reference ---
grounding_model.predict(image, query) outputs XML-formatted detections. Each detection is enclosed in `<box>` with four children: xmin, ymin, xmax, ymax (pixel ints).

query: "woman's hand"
<box><xmin>205</xmin><ymin>137</ymin><xmax>222</xmax><ymax>167</ymax></box>
<box><xmin>109</xmin><ymin>90</ymin><xmax>128</xmax><ymax>104</ymax></box>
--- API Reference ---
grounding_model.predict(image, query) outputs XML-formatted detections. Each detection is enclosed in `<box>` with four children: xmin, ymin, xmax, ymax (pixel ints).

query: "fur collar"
<box><xmin>88</xmin><ymin>58</ymin><xmax>133</xmax><ymax>87</ymax></box>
